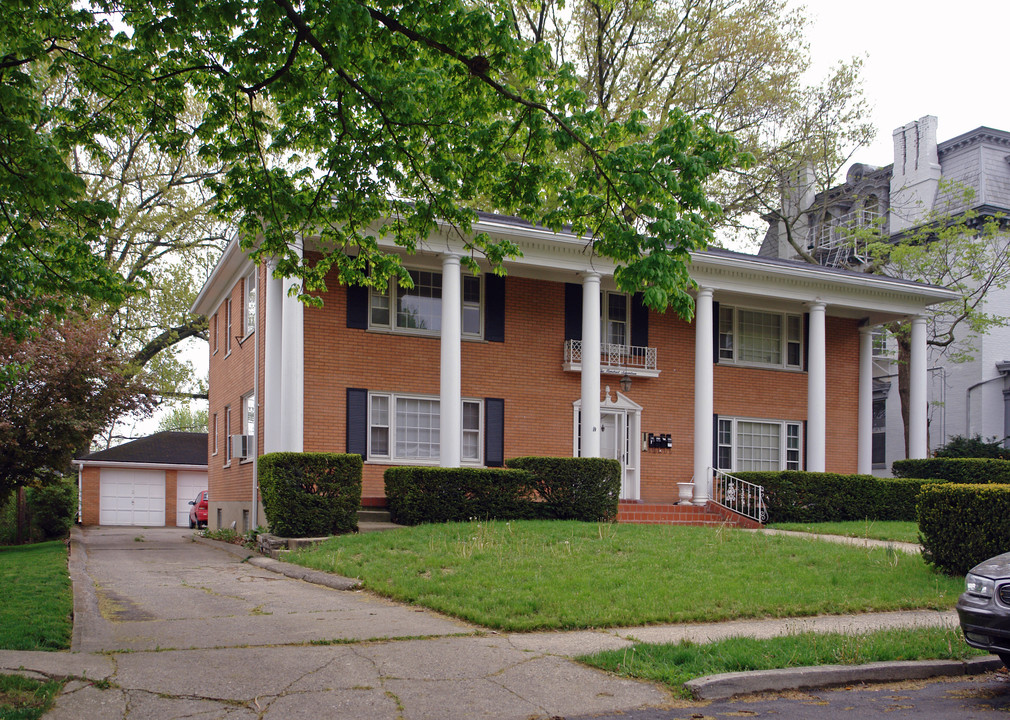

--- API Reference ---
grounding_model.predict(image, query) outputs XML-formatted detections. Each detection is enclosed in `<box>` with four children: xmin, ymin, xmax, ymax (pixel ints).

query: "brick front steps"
<box><xmin>617</xmin><ymin>500</ymin><xmax>762</xmax><ymax>529</ymax></box>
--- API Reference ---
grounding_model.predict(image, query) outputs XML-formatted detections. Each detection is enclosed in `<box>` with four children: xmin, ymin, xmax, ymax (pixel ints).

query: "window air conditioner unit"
<box><xmin>232</xmin><ymin>434</ymin><xmax>254</xmax><ymax>459</ymax></box>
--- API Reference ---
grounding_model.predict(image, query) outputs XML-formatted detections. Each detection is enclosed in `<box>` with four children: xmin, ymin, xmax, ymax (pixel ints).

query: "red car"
<box><xmin>188</xmin><ymin>491</ymin><xmax>208</xmax><ymax>529</ymax></box>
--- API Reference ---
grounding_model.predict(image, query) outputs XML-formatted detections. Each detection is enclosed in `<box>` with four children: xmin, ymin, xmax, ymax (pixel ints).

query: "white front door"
<box><xmin>600</xmin><ymin>411</ymin><xmax>623</xmax><ymax>463</ymax></box>
<box><xmin>99</xmin><ymin>469</ymin><xmax>166</xmax><ymax>526</ymax></box>
<box><xmin>574</xmin><ymin>390</ymin><xmax>642</xmax><ymax>501</ymax></box>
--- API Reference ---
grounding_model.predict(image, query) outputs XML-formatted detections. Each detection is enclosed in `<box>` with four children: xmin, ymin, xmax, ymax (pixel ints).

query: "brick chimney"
<box><xmin>889</xmin><ymin>116</ymin><xmax>941</xmax><ymax>234</ymax></box>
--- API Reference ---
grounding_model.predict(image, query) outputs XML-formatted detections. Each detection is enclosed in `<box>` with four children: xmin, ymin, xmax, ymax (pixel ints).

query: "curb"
<box><xmin>684</xmin><ymin>656</ymin><xmax>1004</xmax><ymax>700</ymax></box>
<box><xmin>191</xmin><ymin>533</ymin><xmax>362</xmax><ymax>590</ymax></box>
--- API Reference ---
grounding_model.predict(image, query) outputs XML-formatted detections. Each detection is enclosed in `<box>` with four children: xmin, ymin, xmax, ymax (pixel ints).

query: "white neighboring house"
<box><xmin>761</xmin><ymin>116</ymin><xmax>1010</xmax><ymax>472</ymax></box>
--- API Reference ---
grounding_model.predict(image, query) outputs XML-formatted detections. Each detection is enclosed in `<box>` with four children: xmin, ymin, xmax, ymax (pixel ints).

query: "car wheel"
<box><xmin>999</xmin><ymin>653</ymin><xmax>1010</xmax><ymax>670</ymax></box>
<box><xmin>189</xmin><ymin>518</ymin><xmax>195</xmax><ymax>529</ymax></box>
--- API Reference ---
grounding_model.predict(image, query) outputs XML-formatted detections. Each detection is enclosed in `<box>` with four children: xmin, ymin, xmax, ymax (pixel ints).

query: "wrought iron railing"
<box><xmin>711</xmin><ymin>467</ymin><xmax>767</xmax><ymax>524</ymax></box>
<box><xmin>564</xmin><ymin>340</ymin><xmax>658</xmax><ymax>374</ymax></box>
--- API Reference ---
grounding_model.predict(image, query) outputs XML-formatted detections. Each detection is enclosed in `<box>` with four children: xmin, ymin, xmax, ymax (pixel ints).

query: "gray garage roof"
<box><xmin>78</xmin><ymin>432</ymin><xmax>208</xmax><ymax>467</ymax></box>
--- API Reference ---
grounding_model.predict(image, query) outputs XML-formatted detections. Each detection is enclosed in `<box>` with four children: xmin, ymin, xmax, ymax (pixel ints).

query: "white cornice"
<box><xmin>73</xmin><ymin>461</ymin><xmax>208</xmax><ymax>471</ymax></box>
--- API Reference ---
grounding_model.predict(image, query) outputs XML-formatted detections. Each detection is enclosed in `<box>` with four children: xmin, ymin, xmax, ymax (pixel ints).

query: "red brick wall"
<box><xmin>300</xmin><ymin>271</ymin><xmax>862</xmax><ymax>504</ymax></box>
<box><xmin>81</xmin><ymin>466</ymin><xmax>100</xmax><ymax>526</ymax></box>
<box><xmin>206</xmin><ymin>269</ymin><xmax>257</xmax><ymax>504</ymax></box>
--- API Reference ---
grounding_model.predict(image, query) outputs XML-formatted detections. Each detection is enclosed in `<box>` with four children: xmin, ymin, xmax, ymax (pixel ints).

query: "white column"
<box><xmin>807</xmin><ymin>301</ymin><xmax>826</xmax><ymax>472</ymax></box>
<box><xmin>857</xmin><ymin>326</ymin><xmax>874</xmax><ymax>474</ymax></box>
<box><xmin>580</xmin><ymin>273</ymin><xmax>602</xmax><ymax>458</ymax></box>
<box><xmin>263</xmin><ymin>265</ymin><xmax>284</xmax><ymax>454</ymax></box>
<box><xmin>909</xmin><ymin>315</ymin><xmax>928</xmax><ymax>458</ymax></box>
<box><xmin>279</xmin><ymin>246</ymin><xmax>304</xmax><ymax>452</ymax></box>
<box><xmin>693</xmin><ymin>287</ymin><xmax>713</xmax><ymax>504</ymax></box>
<box><xmin>440</xmin><ymin>254</ymin><xmax>462</xmax><ymax>467</ymax></box>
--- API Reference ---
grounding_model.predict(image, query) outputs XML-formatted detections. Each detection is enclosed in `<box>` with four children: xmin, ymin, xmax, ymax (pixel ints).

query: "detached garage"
<box><xmin>75</xmin><ymin>432</ymin><xmax>208</xmax><ymax>527</ymax></box>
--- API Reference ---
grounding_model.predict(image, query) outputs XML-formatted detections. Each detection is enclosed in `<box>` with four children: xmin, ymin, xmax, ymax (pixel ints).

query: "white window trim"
<box><xmin>366</xmin><ymin>391</ymin><xmax>484</xmax><ymax>465</ymax></box>
<box><xmin>212</xmin><ymin>313</ymin><xmax>219</xmax><ymax>355</ymax></box>
<box><xmin>602</xmin><ymin>290</ymin><xmax>631</xmax><ymax>348</ymax></box>
<box><xmin>223</xmin><ymin>405</ymin><xmax>232</xmax><ymax>466</ymax></box>
<box><xmin>242</xmin><ymin>270</ymin><xmax>257</xmax><ymax>339</ymax></box>
<box><xmin>716</xmin><ymin>416</ymin><xmax>803</xmax><ymax>472</ymax></box>
<box><xmin>211</xmin><ymin>412</ymin><xmax>218</xmax><ymax>456</ymax></box>
<box><xmin>719</xmin><ymin>305</ymin><xmax>803</xmax><ymax>370</ymax></box>
<box><xmin>224</xmin><ymin>297</ymin><xmax>233</xmax><ymax>357</ymax></box>
<box><xmin>368</xmin><ymin>269</ymin><xmax>483</xmax><ymax>339</ymax></box>
<box><xmin>239</xmin><ymin>391</ymin><xmax>256</xmax><ymax>464</ymax></box>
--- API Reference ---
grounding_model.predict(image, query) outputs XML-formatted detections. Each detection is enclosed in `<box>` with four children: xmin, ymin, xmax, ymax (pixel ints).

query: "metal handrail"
<box><xmin>711</xmin><ymin>467</ymin><xmax>767</xmax><ymax>524</ymax></box>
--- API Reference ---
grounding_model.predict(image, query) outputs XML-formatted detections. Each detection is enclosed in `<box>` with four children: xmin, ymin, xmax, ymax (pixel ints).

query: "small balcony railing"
<box><xmin>711</xmin><ymin>467</ymin><xmax>767</xmax><ymax>524</ymax></box>
<box><xmin>563</xmin><ymin>339</ymin><xmax>659</xmax><ymax>377</ymax></box>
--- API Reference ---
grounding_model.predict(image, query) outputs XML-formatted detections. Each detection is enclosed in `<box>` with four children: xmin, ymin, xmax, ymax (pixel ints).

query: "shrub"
<box><xmin>892</xmin><ymin>457</ymin><xmax>1010</xmax><ymax>484</ymax></box>
<box><xmin>27</xmin><ymin>479</ymin><xmax>77</xmax><ymax>540</ymax></box>
<box><xmin>732</xmin><ymin>471</ymin><xmax>937</xmax><ymax>523</ymax></box>
<box><xmin>933</xmin><ymin>434</ymin><xmax>1010</xmax><ymax>459</ymax></box>
<box><xmin>918</xmin><ymin>483</ymin><xmax>1010</xmax><ymax>575</ymax></box>
<box><xmin>258</xmin><ymin>453</ymin><xmax>362</xmax><ymax>537</ymax></box>
<box><xmin>384</xmin><ymin>467</ymin><xmax>535</xmax><ymax>525</ymax></box>
<box><xmin>506</xmin><ymin>457</ymin><xmax>621</xmax><ymax>522</ymax></box>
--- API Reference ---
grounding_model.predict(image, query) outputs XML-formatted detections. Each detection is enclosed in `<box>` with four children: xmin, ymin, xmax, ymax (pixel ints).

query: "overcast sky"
<box><xmin>795</xmin><ymin>0</ymin><xmax>1008</xmax><ymax>165</ymax></box>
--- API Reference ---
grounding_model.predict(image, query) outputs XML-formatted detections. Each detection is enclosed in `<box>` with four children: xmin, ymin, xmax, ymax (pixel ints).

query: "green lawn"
<box><xmin>0</xmin><ymin>541</ymin><xmax>73</xmax><ymax>650</ymax></box>
<box><xmin>289</xmin><ymin>520</ymin><xmax>961</xmax><ymax>631</ymax></box>
<box><xmin>580</xmin><ymin>626</ymin><xmax>985</xmax><ymax>697</ymax></box>
<box><xmin>0</xmin><ymin>674</ymin><xmax>64</xmax><ymax>720</ymax></box>
<box><xmin>768</xmin><ymin>520</ymin><xmax>920</xmax><ymax>544</ymax></box>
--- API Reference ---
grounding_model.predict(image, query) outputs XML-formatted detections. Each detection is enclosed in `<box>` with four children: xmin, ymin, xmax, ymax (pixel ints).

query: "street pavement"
<box><xmin>0</xmin><ymin>526</ymin><xmax>999</xmax><ymax>719</ymax></box>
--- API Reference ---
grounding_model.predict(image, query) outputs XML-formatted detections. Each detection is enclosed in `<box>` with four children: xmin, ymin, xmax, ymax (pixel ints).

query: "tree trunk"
<box><xmin>15</xmin><ymin>486</ymin><xmax>28</xmax><ymax>544</ymax></box>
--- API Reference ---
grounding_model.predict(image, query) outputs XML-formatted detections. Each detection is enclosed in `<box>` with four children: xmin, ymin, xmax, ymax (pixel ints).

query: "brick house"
<box><xmin>191</xmin><ymin>213</ymin><xmax>956</xmax><ymax>530</ymax></box>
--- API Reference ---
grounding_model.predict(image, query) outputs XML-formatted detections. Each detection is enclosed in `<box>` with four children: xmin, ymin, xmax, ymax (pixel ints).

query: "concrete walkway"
<box><xmin>0</xmin><ymin>526</ymin><xmax>986</xmax><ymax>719</ymax></box>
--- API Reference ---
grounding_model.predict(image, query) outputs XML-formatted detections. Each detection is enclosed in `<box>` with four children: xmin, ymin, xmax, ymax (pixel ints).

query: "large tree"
<box><xmin>4</xmin><ymin>0</ymin><xmax>743</xmax><ymax>328</ymax></box>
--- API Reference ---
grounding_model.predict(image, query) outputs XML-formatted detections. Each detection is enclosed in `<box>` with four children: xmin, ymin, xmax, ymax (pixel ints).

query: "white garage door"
<box><xmin>99</xmin><ymin>469</ymin><xmax>166</xmax><ymax>526</ymax></box>
<box><xmin>176</xmin><ymin>471</ymin><xmax>208</xmax><ymax>527</ymax></box>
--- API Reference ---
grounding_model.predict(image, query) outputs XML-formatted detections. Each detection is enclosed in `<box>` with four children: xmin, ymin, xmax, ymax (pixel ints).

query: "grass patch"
<box><xmin>288</xmin><ymin>520</ymin><xmax>961</xmax><ymax>631</ymax></box>
<box><xmin>768</xmin><ymin>520</ymin><xmax>920</xmax><ymax>544</ymax></box>
<box><xmin>0</xmin><ymin>674</ymin><xmax>64</xmax><ymax>719</ymax></box>
<box><xmin>580</xmin><ymin>625</ymin><xmax>986</xmax><ymax>697</ymax></box>
<box><xmin>0</xmin><ymin>541</ymin><xmax>72</xmax><ymax>650</ymax></box>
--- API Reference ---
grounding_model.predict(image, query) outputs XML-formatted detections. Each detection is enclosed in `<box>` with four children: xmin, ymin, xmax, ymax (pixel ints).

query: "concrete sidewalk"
<box><xmin>0</xmin><ymin>526</ymin><xmax>991</xmax><ymax>719</ymax></box>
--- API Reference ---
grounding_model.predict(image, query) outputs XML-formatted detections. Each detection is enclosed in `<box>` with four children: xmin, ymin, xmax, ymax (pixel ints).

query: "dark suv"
<box><xmin>956</xmin><ymin>551</ymin><xmax>1010</xmax><ymax>668</ymax></box>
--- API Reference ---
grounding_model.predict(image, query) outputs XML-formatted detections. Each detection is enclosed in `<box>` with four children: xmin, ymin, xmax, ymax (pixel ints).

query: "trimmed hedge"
<box><xmin>258</xmin><ymin>452</ymin><xmax>362</xmax><ymax>537</ymax></box>
<box><xmin>732</xmin><ymin>471</ymin><xmax>938</xmax><ymax>523</ymax></box>
<box><xmin>384</xmin><ymin>467</ymin><xmax>535</xmax><ymax>525</ymax></box>
<box><xmin>384</xmin><ymin>458</ymin><xmax>622</xmax><ymax>525</ymax></box>
<box><xmin>27</xmin><ymin>480</ymin><xmax>77</xmax><ymax>540</ymax></box>
<box><xmin>892</xmin><ymin>457</ymin><xmax>1010</xmax><ymax>484</ymax></box>
<box><xmin>918</xmin><ymin>483</ymin><xmax>1010</xmax><ymax>575</ymax></box>
<box><xmin>506</xmin><ymin>457</ymin><xmax>621</xmax><ymax>522</ymax></box>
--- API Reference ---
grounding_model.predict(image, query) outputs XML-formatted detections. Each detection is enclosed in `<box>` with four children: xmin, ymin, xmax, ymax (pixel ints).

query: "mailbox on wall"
<box><xmin>646</xmin><ymin>433</ymin><xmax>673</xmax><ymax>450</ymax></box>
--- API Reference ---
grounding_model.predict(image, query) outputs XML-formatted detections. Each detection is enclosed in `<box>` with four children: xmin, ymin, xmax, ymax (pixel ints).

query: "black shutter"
<box><xmin>484</xmin><ymin>274</ymin><xmax>505</xmax><ymax>343</ymax></box>
<box><xmin>485</xmin><ymin>398</ymin><xmax>505</xmax><ymax>467</ymax></box>
<box><xmin>346</xmin><ymin>285</ymin><xmax>369</xmax><ymax>329</ymax></box>
<box><xmin>803</xmin><ymin>312</ymin><xmax>810</xmax><ymax>371</ymax></box>
<box><xmin>564</xmin><ymin>283</ymin><xmax>583</xmax><ymax>341</ymax></box>
<box><xmin>712</xmin><ymin>301</ymin><xmax>721</xmax><ymax>364</ymax></box>
<box><xmin>630</xmin><ymin>293</ymin><xmax>649</xmax><ymax>348</ymax></box>
<box><xmin>346</xmin><ymin>388</ymin><xmax>368</xmax><ymax>459</ymax></box>
<box><xmin>712</xmin><ymin>414</ymin><xmax>719</xmax><ymax>469</ymax></box>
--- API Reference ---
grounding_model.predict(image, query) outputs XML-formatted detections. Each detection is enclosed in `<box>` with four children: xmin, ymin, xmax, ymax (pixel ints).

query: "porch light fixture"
<box><xmin>620</xmin><ymin>374</ymin><xmax>632</xmax><ymax>393</ymax></box>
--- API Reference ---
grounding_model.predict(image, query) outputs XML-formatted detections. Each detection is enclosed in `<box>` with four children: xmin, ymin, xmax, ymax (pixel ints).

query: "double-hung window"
<box><xmin>243</xmin><ymin>271</ymin><xmax>257</xmax><ymax>337</ymax></box>
<box><xmin>369</xmin><ymin>269</ymin><xmax>482</xmax><ymax>337</ymax></box>
<box><xmin>719</xmin><ymin>306</ymin><xmax>802</xmax><ymax>369</ymax></box>
<box><xmin>603</xmin><ymin>292</ymin><xmax>628</xmax><ymax>347</ymax></box>
<box><xmin>716</xmin><ymin>417</ymin><xmax>802</xmax><ymax>471</ymax></box>
<box><xmin>368</xmin><ymin>392</ymin><xmax>482</xmax><ymax>463</ymax></box>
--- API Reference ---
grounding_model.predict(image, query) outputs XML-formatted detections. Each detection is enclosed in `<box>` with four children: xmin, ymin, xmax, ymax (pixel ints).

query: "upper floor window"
<box><xmin>212</xmin><ymin>313</ymin><xmax>219</xmax><ymax>354</ymax></box>
<box><xmin>719</xmin><ymin>306</ymin><xmax>802</xmax><ymax>369</ymax></box>
<box><xmin>603</xmin><ymin>292</ymin><xmax>628</xmax><ymax>346</ymax></box>
<box><xmin>225</xmin><ymin>298</ymin><xmax>233</xmax><ymax>355</ymax></box>
<box><xmin>243</xmin><ymin>271</ymin><xmax>257</xmax><ymax>336</ymax></box>
<box><xmin>717</xmin><ymin>417</ymin><xmax>802</xmax><ymax>472</ymax></box>
<box><xmin>369</xmin><ymin>269</ymin><xmax>482</xmax><ymax>337</ymax></box>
